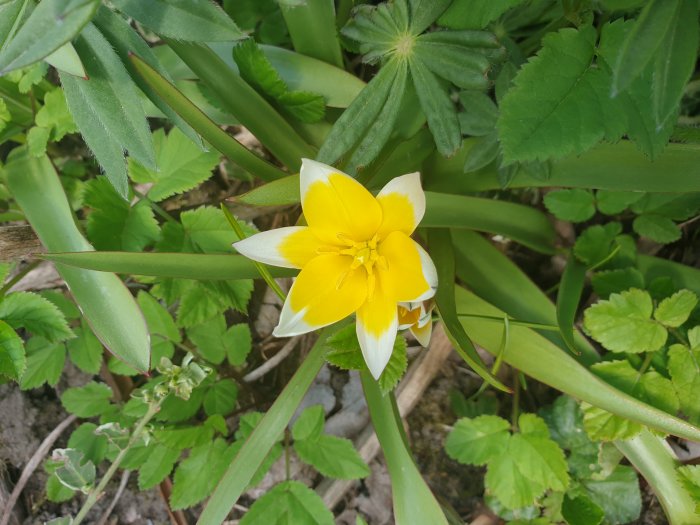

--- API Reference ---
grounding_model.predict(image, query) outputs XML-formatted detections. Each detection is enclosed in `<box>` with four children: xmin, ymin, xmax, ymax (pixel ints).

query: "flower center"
<box><xmin>336</xmin><ymin>234</ymin><xmax>387</xmax><ymax>300</ymax></box>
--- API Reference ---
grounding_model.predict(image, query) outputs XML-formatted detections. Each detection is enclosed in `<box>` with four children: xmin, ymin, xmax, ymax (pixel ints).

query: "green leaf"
<box><xmin>654</xmin><ymin>289</ymin><xmax>698</xmax><ymax>327</ymax></box>
<box><xmin>0</xmin><ymin>0</ymin><xmax>99</xmax><ymax>74</ymax></box>
<box><xmin>340</xmin><ymin>2</ymin><xmax>409</xmax><ymax>64</ymax></box>
<box><xmin>153</xmin><ymin>425</ymin><xmax>214</xmax><ymax>450</ymax></box>
<box><xmin>128</xmin><ymin>128</ymin><xmax>220</xmax><ymax>202</ymax></box>
<box><xmin>462</xmin><ymin>132</ymin><xmax>499</xmax><ymax>173</ymax></box>
<box><xmin>596</xmin><ymin>190</ymin><xmax>644</xmax><ymax>215</ymax></box>
<box><xmin>239</xmin><ymin>480</ymin><xmax>334</xmax><ymax>525</ymax></box>
<box><xmin>138</xmin><ymin>444</ymin><xmax>180</xmax><ymax>490</ymax></box>
<box><xmin>46</xmin><ymin>472</ymin><xmax>75</xmax><ymax>503</ymax></box>
<box><xmin>159</xmin><ymin>206</ymin><xmax>252</xmax><ymax>254</ymax></box>
<box><xmin>67</xmin><ymin>423</ymin><xmax>108</xmax><ymax>464</ymax></box>
<box><xmin>203</xmin><ymin>379</ymin><xmax>238</xmax><ymax>416</ymax></box>
<box><xmin>110</xmin><ymin>0</ymin><xmax>243</xmax><ymax>41</ymax></box>
<box><xmin>188</xmin><ymin>316</ymin><xmax>231</xmax><ymax>364</ymax></box>
<box><xmin>408</xmin><ymin>0</ymin><xmax>451</xmax><ymax>34</ymax></box>
<box><xmin>294</xmin><ymin>435</ymin><xmax>370</xmax><ymax>480</ymax></box>
<box><xmin>632</xmin><ymin>214</ymin><xmax>681</xmax><ymax>243</ymax></box>
<box><xmin>44</xmin><ymin>42</ymin><xmax>86</xmax><ymax>78</ymax></box>
<box><xmin>561</xmin><ymin>494</ymin><xmax>604</xmax><ymax>525</ymax></box>
<box><xmin>60</xmin><ymin>23</ymin><xmax>155</xmax><ymax>198</ymax></box>
<box><xmin>677</xmin><ymin>465</ymin><xmax>700</xmax><ymax>514</ymax></box>
<box><xmin>668</xmin><ymin>343</ymin><xmax>700</xmax><ymax>424</ymax></box>
<box><xmin>413</xmin><ymin>36</ymin><xmax>491</xmax><ymax>91</ymax></box>
<box><xmin>19</xmin><ymin>337</ymin><xmax>65</xmax><ymax>390</ymax></box>
<box><xmin>438</xmin><ymin>0</ymin><xmax>524</xmax><ymax>29</ymax></box>
<box><xmin>591</xmin><ymin>268</ymin><xmax>645</xmax><ymax>299</ymax></box>
<box><xmin>33</xmin><ymin>88</ymin><xmax>77</xmax><ymax>143</ymax></box>
<box><xmin>170</xmin><ymin>438</ymin><xmax>238</xmax><ymax>510</ymax></box>
<box><xmin>84</xmin><ymin>178</ymin><xmax>160</xmax><ymax>251</ymax></box>
<box><xmin>324</xmin><ymin>324</ymin><xmax>365</xmax><ymax>371</ymax></box>
<box><xmin>410</xmin><ymin>55</ymin><xmax>461</xmax><ymax>157</ymax></box>
<box><xmin>233</xmin><ymin>38</ymin><xmax>325</xmax><ymax>123</ymax></box>
<box><xmin>573</xmin><ymin>223</ymin><xmax>622</xmax><ymax>267</ymax></box>
<box><xmin>61</xmin><ymin>382</ymin><xmax>113</xmax><ymax>417</ymax></box>
<box><xmin>458</xmin><ymin>90</ymin><xmax>499</xmax><ymax>136</ymax></box>
<box><xmin>0</xmin><ymin>291</ymin><xmax>73</xmax><ymax>342</ymax></box>
<box><xmin>227</xmin><ymin>323</ymin><xmax>252</xmax><ymax>366</ymax></box>
<box><xmin>173</xmin><ymin>280</ymin><xmax>252</xmax><ymax>328</ymax></box>
<box><xmin>0</xmin><ymin>320</ymin><xmax>25</xmax><ymax>380</ymax></box>
<box><xmin>0</xmin><ymin>0</ymin><xmax>27</xmax><ymax>50</ymax></box>
<box><xmin>66</xmin><ymin>322</ymin><xmax>103</xmax><ymax>374</ymax></box>
<box><xmin>485</xmin><ymin>448</ymin><xmax>545</xmax><ymax>510</ymax></box>
<box><xmin>544</xmin><ymin>189</ymin><xmax>596</xmax><ymax>223</ymax></box>
<box><xmin>557</xmin><ymin>256</ymin><xmax>586</xmax><ymax>354</ymax></box>
<box><xmin>137</xmin><ymin>291</ymin><xmax>181</xmax><ymax>344</ymax></box>
<box><xmin>292</xmin><ymin>405</ymin><xmax>325</xmax><ymax>442</ymax></box>
<box><xmin>581</xmin><ymin>466</ymin><xmax>642</xmax><ymax>525</ymax></box>
<box><xmin>582</xmin><ymin>404</ymin><xmax>643</xmax><ymax>441</ymax></box>
<box><xmin>498</xmin><ymin>26</ymin><xmax>616</xmax><ymax>164</ymax></box>
<box><xmin>52</xmin><ymin>448</ymin><xmax>96</xmax><ymax>493</ymax></box>
<box><xmin>445</xmin><ymin>415</ymin><xmax>510</xmax><ymax>466</ymax></box>
<box><xmin>584</xmin><ymin>289</ymin><xmax>668</xmax><ymax>353</ymax></box>
<box><xmin>378</xmin><ymin>333</ymin><xmax>407</xmax><ymax>393</ymax></box>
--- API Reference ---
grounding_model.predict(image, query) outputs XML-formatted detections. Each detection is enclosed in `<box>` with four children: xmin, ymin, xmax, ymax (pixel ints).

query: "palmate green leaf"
<box><xmin>187</xmin><ymin>316</ymin><xmax>250</xmax><ymax>365</ymax></box>
<box><xmin>413</xmin><ymin>35</ymin><xmax>491</xmax><ymax>91</ymax></box>
<box><xmin>19</xmin><ymin>337</ymin><xmax>65</xmax><ymax>390</ymax></box>
<box><xmin>445</xmin><ymin>415</ymin><xmax>510</xmax><ymax>465</ymax></box>
<box><xmin>583</xmin><ymin>289</ymin><xmax>668</xmax><ymax>353</ymax></box>
<box><xmin>61</xmin><ymin>23</ymin><xmax>156</xmax><ymax>195</ymax></box>
<box><xmin>111</xmin><ymin>0</ymin><xmax>243</xmax><ymax>41</ymax></box>
<box><xmin>0</xmin><ymin>291</ymin><xmax>73</xmax><ymax>342</ymax></box>
<box><xmin>0</xmin><ymin>320</ymin><xmax>25</xmax><ymax>380</ymax></box>
<box><xmin>544</xmin><ymin>189</ymin><xmax>596</xmax><ymax>223</ymax></box>
<box><xmin>61</xmin><ymin>381</ymin><xmax>113</xmax><ymax>418</ymax></box>
<box><xmin>239</xmin><ymin>481</ymin><xmax>334</xmax><ymax>525</ymax></box>
<box><xmin>128</xmin><ymin>128</ymin><xmax>220</xmax><ymax>202</ymax></box>
<box><xmin>138</xmin><ymin>444</ymin><xmax>180</xmax><ymax>490</ymax></box>
<box><xmin>233</xmin><ymin>38</ymin><xmax>325</xmax><ymax>123</ymax></box>
<box><xmin>654</xmin><ymin>289</ymin><xmax>698</xmax><ymax>327</ymax></box>
<box><xmin>437</xmin><ymin>0</ymin><xmax>524</xmax><ymax>29</ymax></box>
<box><xmin>84</xmin><ymin>178</ymin><xmax>160</xmax><ymax>252</ymax></box>
<box><xmin>408</xmin><ymin>0</ymin><xmax>451</xmax><ymax>34</ymax></box>
<box><xmin>0</xmin><ymin>0</ymin><xmax>99</xmax><ymax>74</ymax></box>
<box><xmin>66</xmin><ymin>321</ymin><xmax>103</xmax><ymax>374</ymax></box>
<box><xmin>30</xmin><ymin>89</ymin><xmax>77</xmax><ymax>156</ymax></box>
<box><xmin>294</xmin><ymin>435</ymin><xmax>370</xmax><ymax>480</ymax></box>
<box><xmin>498</xmin><ymin>26</ymin><xmax>619</xmax><ymax>164</ymax></box>
<box><xmin>668</xmin><ymin>343</ymin><xmax>700</xmax><ymax>424</ymax></box>
<box><xmin>340</xmin><ymin>1</ymin><xmax>409</xmax><ymax>64</ymax></box>
<box><xmin>632</xmin><ymin>214</ymin><xmax>681</xmax><ymax>244</ymax></box>
<box><xmin>172</xmin><ymin>280</ymin><xmax>253</xmax><ymax>328</ymax></box>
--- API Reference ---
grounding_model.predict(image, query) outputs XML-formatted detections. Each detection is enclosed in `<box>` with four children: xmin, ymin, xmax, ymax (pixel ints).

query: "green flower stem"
<box><xmin>360</xmin><ymin>371</ymin><xmax>449</xmax><ymax>525</ymax></box>
<box><xmin>72</xmin><ymin>399</ymin><xmax>163</xmax><ymax>525</ymax></box>
<box><xmin>615</xmin><ymin>430</ymin><xmax>698</xmax><ymax>525</ymax></box>
<box><xmin>198</xmin><ymin>324</ymin><xmax>344</xmax><ymax>525</ymax></box>
<box><xmin>165</xmin><ymin>39</ymin><xmax>314</xmax><ymax>171</ymax></box>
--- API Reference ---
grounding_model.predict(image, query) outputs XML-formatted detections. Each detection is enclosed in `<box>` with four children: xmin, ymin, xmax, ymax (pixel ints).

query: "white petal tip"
<box><xmin>357</xmin><ymin>321</ymin><xmax>397</xmax><ymax>382</ymax></box>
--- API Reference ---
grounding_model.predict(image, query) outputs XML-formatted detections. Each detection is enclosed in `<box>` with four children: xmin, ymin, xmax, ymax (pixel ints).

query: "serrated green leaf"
<box><xmin>175</xmin><ymin>280</ymin><xmax>253</xmax><ymax>328</ymax></box>
<box><xmin>485</xmin><ymin>447</ymin><xmax>545</xmax><ymax>510</ymax></box>
<box><xmin>583</xmin><ymin>289</ymin><xmax>667</xmax><ymax>353</ymax></box>
<box><xmin>61</xmin><ymin>382</ymin><xmax>113</xmax><ymax>417</ymax></box>
<box><xmin>110</xmin><ymin>0</ymin><xmax>243</xmax><ymax>41</ymax></box>
<box><xmin>378</xmin><ymin>333</ymin><xmax>408</xmax><ymax>393</ymax></box>
<box><xmin>292</xmin><ymin>405</ymin><xmax>325</xmax><ymax>442</ymax></box>
<box><xmin>52</xmin><ymin>448</ymin><xmax>96</xmax><ymax>493</ymax></box>
<box><xmin>573</xmin><ymin>223</ymin><xmax>622</xmax><ymax>267</ymax></box>
<box><xmin>633</xmin><ymin>214</ymin><xmax>681</xmax><ymax>244</ymax></box>
<box><xmin>655</xmin><ymin>289</ymin><xmax>698</xmax><ymax>327</ymax></box>
<box><xmin>581</xmin><ymin>404</ymin><xmax>643</xmax><ymax>441</ymax></box>
<box><xmin>153</xmin><ymin>425</ymin><xmax>213</xmax><ymax>450</ymax></box>
<box><xmin>677</xmin><ymin>465</ymin><xmax>700</xmax><ymax>513</ymax></box>
<box><xmin>0</xmin><ymin>291</ymin><xmax>73</xmax><ymax>342</ymax></box>
<box><xmin>498</xmin><ymin>26</ymin><xmax>616</xmax><ymax>164</ymax></box>
<box><xmin>239</xmin><ymin>480</ymin><xmax>334</xmax><ymax>525</ymax></box>
<box><xmin>34</xmin><ymin>88</ymin><xmax>77</xmax><ymax>142</ymax></box>
<box><xmin>294</xmin><ymin>435</ymin><xmax>370</xmax><ymax>480</ymax></box>
<box><xmin>67</xmin><ymin>423</ymin><xmax>108</xmax><ymax>464</ymax></box>
<box><xmin>60</xmin><ymin>23</ymin><xmax>155</xmax><ymax>197</ymax></box>
<box><xmin>445</xmin><ymin>415</ymin><xmax>510</xmax><ymax>466</ymax></box>
<box><xmin>0</xmin><ymin>320</ymin><xmax>25</xmax><ymax>380</ymax></box>
<box><xmin>84</xmin><ymin>177</ymin><xmax>160</xmax><ymax>251</ymax></box>
<box><xmin>581</xmin><ymin>466</ymin><xmax>641</xmax><ymax>524</ymax></box>
<box><xmin>325</xmin><ymin>324</ymin><xmax>365</xmax><ymax>370</ymax></box>
<box><xmin>128</xmin><ymin>128</ymin><xmax>220</xmax><ymax>202</ymax></box>
<box><xmin>138</xmin><ymin>444</ymin><xmax>180</xmax><ymax>490</ymax></box>
<box><xmin>19</xmin><ymin>337</ymin><xmax>65</xmax><ymax>390</ymax></box>
<box><xmin>155</xmin><ymin>386</ymin><xmax>205</xmax><ymax>423</ymax></box>
<box><xmin>669</xmin><ymin>344</ymin><xmax>700</xmax><ymax>424</ymax></box>
<box><xmin>595</xmin><ymin>190</ymin><xmax>644</xmax><ymax>215</ymax></box>
<box><xmin>170</xmin><ymin>439</ymin><xmax>238</xmax><ymax>510</ymax></box>
<box><xmin>203</xmin><ymin>379</ymin><xmax>238</xmax><ymax>416</ymax></box>
<box><xmin>511</xmin><ymin>415</ymin><xmax>569</xmax><ymax>492</ymax></box>
<box><xmin>0</xmin><ymin>0</ymin><xmax>99</xmax><ymax>74</ymax></box>
<box><xmin>438</xmin><ymin>0</ymin><xmax>524</xmax><ymax>29</ymax></box>
<box><xmin>591</xmin><ymin>268</ymin><xmax>645</xmax><ymax>299</ymax></box>
<box><xmin>544</xmin><ymin>189</ymin><xmax>596</xmax><ymax>223</ymax></box>
<box><xmin>66</xmin><ymin>322</ymin><xmax>103</xmax><ymax>374</ymax></box>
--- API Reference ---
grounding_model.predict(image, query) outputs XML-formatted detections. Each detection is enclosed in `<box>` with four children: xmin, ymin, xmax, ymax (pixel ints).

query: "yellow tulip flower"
<box><xmin>398</xmin><ymin>300</ymin><xmax>434</xmax><ymax>348</ymax></box>
<box><xmin>234</xmin><ymin>159</ymin><xmax>437</xmax><ymax>378</ymax></box>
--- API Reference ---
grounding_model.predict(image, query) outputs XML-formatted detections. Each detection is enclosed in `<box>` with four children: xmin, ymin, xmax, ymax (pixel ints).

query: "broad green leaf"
<box><xmin>110</xmin><ymin>0</ymin><xmax>243</xmax><ymax>41</ymax></box>
<box><xmin>66</xmin><ymin>322</ymin><xmax>103</xmax><ymax>374</ymax></box>
<box><xmin>632</xmin><ymin>214</ymin><xmax>681</xmax><ymax>244</ymax></box>
<box><xmin>544</xmin><ymin>189</ymin><xmax>596</xmax><ymax>222</ymax></box>
<box><xmin>591</xmin><ymin>268</ymin><xmax>645</xmax><ymax>299</ymax></box>
<box><xmin>561</xmin><ymin>494</ymin><xmax>604</xmax><ymax>525</ymax></box>
<box><xmin>0</xmin><ymin>291</ymin><xmax>73</xmax><ymax>342</ymax></box>
<box><xmin>410</xmin><ymin>55</ymin><xmax>461</xmax><ymax>157</ymax></box>
<box><xmin>596</xmin><ymin>190</ymin><xmax>644</xmax><ymax>215</ymax></box>
<box><xmin>155</xmin><ymin>386</ymin><xmax>206</xmax><ymax>424</ymax></box>
<box><xmin>292</xmin><ymin>405</ymin><xmax>325</xmax><ymax>442</ymax></box>
<box><xmin>581</xmin><ymin>466</ymin><xmax>641</xmax><ymax>525</ymax></box>
<box><xmin>611</xmin><ymin>0</ymin><xmax>683</xmax><ymax>95</ymax></box>
<box><xmin>511</xmin><ymin>415</ymin><xmax>569</xmax><ymax>492</ymax></box>
<box><xmin>226</xmin><ymin>323</ymin><xmax>252</xmax><ymax>366</ymax></box>
<box><xmin>173</xmin><ymin>280</ymin><xmax>253</xmax><ymax>328</ymax></box>
<box><xmin>137</xmin><ymin>291</ymin><xmax>180</xmax><ymax>343</ymax></box>
<box><xmin>677</xmin><ymin>465</ymin><xmax>700</xmax><ymax>513</ymax></box>
<box><xmin>445</xmin><ymin>415</ymin><xmax>510</xmax><ymax>466</ymax></box>
<box><xmin>0</xmin><ymin>320</ymin><xmax>24</xmax><ymax>380</ymax></box>
<box><xmin>239</xmin><ymin>480</ymin><xmax>334</xmax><ymax>525</ymax></box>
<box><xmin>172</xmin><ymin>440</ymin><xmax>237</xmax><ymax>508</ymax></box>
<box><xmin>128</xmin><ymin>128</ymin><xmax>220</xmax><ymax>202</ymax></box>
<box><xmin>485</xmin><ymin>448</ymin><xmax>545</xmax><ymax>509</ymax></box>
<box><xmin>84</xmin><ymin>177</ymin><xmax>160</xmax><ymax>251</ymax></box>
<box><xmin>449</xmin><ymin>390</ymin><xmax>499</xmax><ymax>419</ymax></box>
<box><xmin>294</xmin><ymin>435</ymin><xmax>370</xmax><ymax>480</ymax></box>
<box><xmin>581</xmin><ymin>404</ymin><xmax>643</xmax><ymax>441</ymax></box>
<box><xmin>19</xmin><ymin>337</ymin><xmax>65</xmax><ymax>390</ymax></box>
<box><xmin>60</xmin><ymin>23</ymin><xmax>155</xmax><ymax>197</ymax></box>
<box><xmin>583</xmin><ymin>289</ymin><xmax>668</xmax><ymax>353</ymax></box>
<box><xmin>573</xmin><ymin>223</ymin><xmax>622</xmax><ymax>267</ymax></box>
<box><xmin>0</xmin><ymin>0</ymin><xmax>99</xmax><ymax>74</ymax></box>
<box><xmin>44</xmin><ymin>42</ymin><xmax>86</xmax><ymax>78</ymax></box>
<box><xmin>159</xmin><ymin>206</ymin><xmax>251</xmax><ymax>254</ymax></box>
<box><xmin>668</xmin><ymin>344</ymin><xmax>700</xmax><ymax>424</ymax></box>
<box><xmin>61</xmin><ymin>382</ymin><xmax>113</xmax><ymax>417</ymax></box>
<box><xmin>203</xmin><ymin>379</ymin><xmax>238</xmax><ymax>416</ymax></box>
<box><xmin>233</xmin><ymin>38</ymin><xmax>325</xmax><ymax>123</ymax></box>
<box><xmin>138</xmin><ymin>444</ymin><xmax>180</xmax><ymax>490</ymax></box>
<box><xmin>46</xmin><ymin>473</ymin><xmax>75</xmax><ymax>503</ymax></box>
<box><xmin>498</xmin><ymin>26</ymin><xmax>617</xmax><ymax>164</ymax></box>
<box><xmin>188</xmin><ymin>316</ymin><xmax>237</xmax><ymax>364</ymax></box>
<box><xmin>67</xmin><ymin>423</ymin><xmax>108</xmax><ymax>464</ymax></box>
<box><xmin>52</xmin><ymin>448</ymin><xmax>95</xmax><ymax>493</ymax></box>
<box><xmin>654</xmin><ymin>289</ymin><xmax>698</xmax><ymax>327</ymax></box>
<box><xmin>153</xmin><ymin>425</ymin><xmax>214</xmax><ymax>450</ymax></box>
<box><xmin>438</xmin><ymin>0</ymin><xmax>524</xmax><ymax>29</ymax></box>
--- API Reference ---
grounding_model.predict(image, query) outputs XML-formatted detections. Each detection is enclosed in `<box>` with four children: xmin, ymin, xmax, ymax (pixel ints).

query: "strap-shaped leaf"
<box><xmin>61</xmin><ymin>23</ymin><xmax>155</xmax><ymax>197</ymax></box>
<box><xmin>556</xmin><ymin>256</ymin><xmax>587</xmax><ymax>354</ymax></box>
<box><xmin>44</xmin><ymin>42</ymin><xmax>86</xmax><ymax>78</ymax></box>
<box><xmin>0</xmin><ymin>0</ymin><xmax>99</xmax><ymax>74</ymax></box>
<box><xmin>110</xmin><ymin>0</ymin><xmax>243</xmax><ymax>41</ymax></box>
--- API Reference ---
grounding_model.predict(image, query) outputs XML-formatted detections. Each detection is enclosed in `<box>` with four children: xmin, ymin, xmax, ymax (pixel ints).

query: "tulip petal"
<box><xmin>300</xmin><ymin>158</ymin><xmax>382</xmax><ymax>242</ymax></box>
<box><xmin>274</xmin><ymin>254</ymin><xmax>367</xmax><ymax>336</ymax></box>
<box><xmin>410</xmin><ymin>321</ymin><xmax>432</xmax><ymax>347</ymax></box>
<box><xmin>357</xmin><ymin>290</ymin><xmax>399</xmax><ymax>379</ymax></box>
<box><xmin>378</xmin><ymin>231</ymin><xmax>437</xmax><ymax>302</ymax></box>
<box><xmin>377</xmin><ymin>172</ymin><xmax>425</xmax><ymax>237</ymax></box>
<box><xmin>233</xmin><ymin>226</ymin><xmax>324</xmax><ymax>269</ymax></box>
